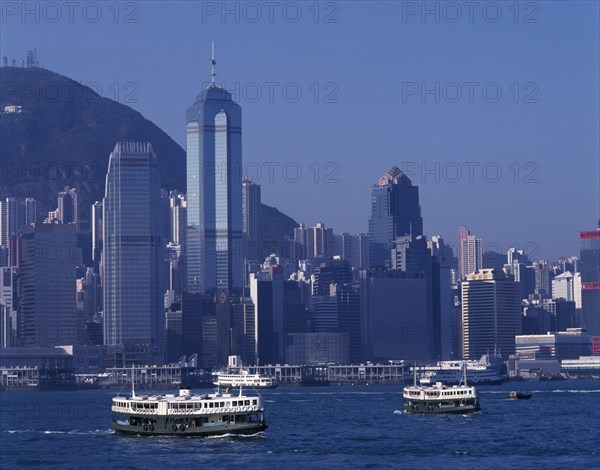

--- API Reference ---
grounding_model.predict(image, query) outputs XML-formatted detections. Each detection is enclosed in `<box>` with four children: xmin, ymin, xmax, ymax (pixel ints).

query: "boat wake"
<box><xmin>205</xmin><ymin>431</ymin><xmax>266</xmax><ymax>439</ymax></box>
<box><xmin>4</xmin><ymin>429</ymin><xmax>114</xmax><ymax>435</ymax></box>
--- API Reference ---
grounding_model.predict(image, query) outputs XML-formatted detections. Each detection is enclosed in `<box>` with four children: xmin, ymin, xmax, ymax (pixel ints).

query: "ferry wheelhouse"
<box><xmin>403</xmin><ymin>364</ymin><xmax>480</xmax><ymax>414</ymax></box>
<box><xmin>111</xmin><ymin>381</ymin><xmax>266</xmax><ymax>436</ymax></box>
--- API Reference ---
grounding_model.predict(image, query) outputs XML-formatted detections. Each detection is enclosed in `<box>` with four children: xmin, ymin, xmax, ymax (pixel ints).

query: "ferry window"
<box><xmin>209</xmin><ymin>402</ymin><xmax>214</xmax><ymax>408</ymax></box>
<box><xmin>253</xmin><ymin>400</ymin><xmax>257</xmax><ymax>405</ymax></box>
<box><xmin>220</xmin><ymin>402</ymin><xmax>225</xmax><ymax>407</ymax></box>
<box><xmin>233</xmin><ymin>401</ymin><xmax>237</xmax><ymax>406</ymax></box>
<box><xmin>244</xmin><ymin>400</ymin><xmax>250</xmax><ymax>406</ymax></box>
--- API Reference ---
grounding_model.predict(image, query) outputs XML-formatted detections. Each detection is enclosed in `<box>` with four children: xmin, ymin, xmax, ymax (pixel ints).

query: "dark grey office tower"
<box><xmin>391</xmin><ymin>235</ymin><xmax>433</xmax><ymax>358</ymax></box>
<box><xmin>187</xmin><ymin>45</ymin><xmax>243</xmax><ymax>294</ymax></box>
<box><xmin>102</xmin><ymin>142</ymin><xmax>165</xmax><ymax>362</ymax></box>
<box><xmin>242</xmin><ymin>178</ymin><xmax>261</xmax><ymax>261</ymax></box>
<box><xmin>312</xmin><ymin>258</ymin><xmax>352</xmax><ymax>297</ymax></box>
<box><xmin>542</xmin><ymin>298</ymin><xmax>577</xmax><ymax>332</ymax></box>
<box><xmin>18</xmin><ymin>224</ymin><xmax>79</xmax><ymax>347</ymax></box>
<box><xmin>359</xmin><ymin>270</ymin><xmax>429</xmax><ymax>361</ymax></box>
<box><xmin>181</xmin><ymin>292</ymin><xmax>204</xmax><ymax>358</ymax></box>
<box><xmin>429</xmin><ymin>236</ymin><xmax>454</xmax><ymax>359</ymax></box>
<box><xmin>333</xmin><ymin>282</ymin><xmax>362</xmax><ymax>363</ymax></box>
<box><xmin>368</xmin><ymin>167</ymin><xmax>423</xmax><ymax>268</ymax></box>
<box><xmin>580</xmin><ymin>227</ymin><xmax>600</xmax><ymax>335</ymax></box>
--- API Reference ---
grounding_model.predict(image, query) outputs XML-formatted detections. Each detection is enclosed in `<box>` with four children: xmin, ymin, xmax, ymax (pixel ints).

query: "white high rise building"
<box><xmin>461</xmin><ymin>269</ymin><xmax>521</xmax><ymax>359</ymax></box>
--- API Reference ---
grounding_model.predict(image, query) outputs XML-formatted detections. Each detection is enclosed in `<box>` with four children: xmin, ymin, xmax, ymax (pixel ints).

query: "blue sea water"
<box><xmin>0</xmin><ymin>380</ymin><xmax>598</xmax><ymax>470</ymax></box>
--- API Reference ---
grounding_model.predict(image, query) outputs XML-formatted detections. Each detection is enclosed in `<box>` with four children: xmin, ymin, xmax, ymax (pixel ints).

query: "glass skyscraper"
<box><xmin>580</xmin><ymin>227</ymin><xmax>600</xmax><ymax>335</ymax></box>
<box><xmin>102</xmin><ymin>142</ymin><xmax>165</xmax><ymax>356</ymax></box>
<box><xmin>368</xmin><ymin>166</ymin><xmax>423</xmax><ymax>268</ymax></box>
<box><xmin>186</xmin><ymin>56</ymin><xmax>243</xmax><ymax>294</ymax></box>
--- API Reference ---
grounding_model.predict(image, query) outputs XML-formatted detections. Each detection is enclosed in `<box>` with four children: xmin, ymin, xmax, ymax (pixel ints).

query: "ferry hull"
<box><xmin>404</xmin><ymin>400</ymin><xmax>480</xmax><ymax>414</ymax></box>
<box><xmin>112</xmin><ymin>420</ymin><xmax>267</xmax><ymax>437</ymax></box>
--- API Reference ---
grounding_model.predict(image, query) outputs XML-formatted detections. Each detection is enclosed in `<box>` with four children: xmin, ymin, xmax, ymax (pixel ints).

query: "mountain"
<box><xmin>0</xmin><ymin>66</ymin><xmax>298</xmax><ymax>249</ymax></box>
<box><xmin>0</xmin><ymin>66</ymin><xmax>186</xmax><ymax>221</ymax></box>
<box><xmin>258</xmin><ymin>203</ymin><xmax>299</xmax><ymax>260</ymax></box>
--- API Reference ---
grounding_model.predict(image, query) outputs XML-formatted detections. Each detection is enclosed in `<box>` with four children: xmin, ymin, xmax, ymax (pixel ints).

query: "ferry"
<box><xmin>213</xmin><ymin>356</ymin><xmax>277</xmax><ymax>389</ymax></box>
<box><xmin>403</xmin><ymin>364</ymin><xmax>480</xmax><ymax>414</ymax></box>
<box><xmin>111</xmin><ymin>378</ymin><xmax>267</xmax><ymax>436</ymax></box>
<box><xmin>416</xmin><ymin>354</ymin><xmax>506</xmax><ymax>385</ymax></box>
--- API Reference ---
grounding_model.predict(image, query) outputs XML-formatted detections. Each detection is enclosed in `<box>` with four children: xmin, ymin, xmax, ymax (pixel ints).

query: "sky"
<box><xmin>1</xmin><ymin>0</ymin><xmax>599</xmax><ymax>260</ymax></box>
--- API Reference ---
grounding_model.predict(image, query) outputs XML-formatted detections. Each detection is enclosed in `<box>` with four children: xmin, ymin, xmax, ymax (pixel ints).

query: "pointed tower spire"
<box><xmin>210</xmin><ymin>40</ymin><xmax>217</xmax><ymax>85</ymax></box>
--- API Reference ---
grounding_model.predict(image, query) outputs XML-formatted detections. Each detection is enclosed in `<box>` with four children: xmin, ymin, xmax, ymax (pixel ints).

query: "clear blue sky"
<box><xmin>2</xmin><ymin>1</ymin><xmax>598</xmax><ymax>260</ymax></box>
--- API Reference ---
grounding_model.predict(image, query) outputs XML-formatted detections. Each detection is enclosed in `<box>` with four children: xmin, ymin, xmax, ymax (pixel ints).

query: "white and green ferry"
<box><xmin>403</xmin><ymin>363</ymin><xmax>480</xmax><ymax>414</ymax></box>
<box><xmin>111</xmin><ymin>381</ymin><xmax>267</xmax><ymax>436</ymax></box>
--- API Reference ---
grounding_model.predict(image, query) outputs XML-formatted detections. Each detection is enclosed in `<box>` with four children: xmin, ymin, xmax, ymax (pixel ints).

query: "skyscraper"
<box><xmin>18</xmin><ymin>224</ymin><xmax>80</xmax><ymax>347</ymax></box>
<box><xmin>187</xmin><ymin>45</ymin><xmax>243</xmax><ymax>294</ymax></box>
<box><xmin>242</xmin><ymin>178</ymin><xmax>261</xmax><ymax>261</ymax></box>
<box><xmin>368</xmin><ymin>166</ymin><xmax>423</xmax><ymax>268</ymax></box>
<box><xmin>461</xmin><ymin>269</ymin><xmax>521</xmax><ymax>359</ymax></box>
<box><xmin>0</xmin><ymin>197</ymin><xmax>19</xmax><ymax>246</ymax></box>
<box><xmin>580</xmin><ymin>227</ymin><xmax>600</xmax><ymax>335</ymax></box>
<box><xmin>23</xmin><ymin>198</ymin><xmax>37</xmax><ymax>225</ymax></box>
<box><xmin>102</xmin><ymin>142</ymin><xmax>165</xmax><ymax>361</ymax></box>
<box><xmin>293</xmin><ymin>223</ymin><xmax>313</xmax><ymax>260</ymax></box>
<box><xmin>457</xmin><ymin>226</ymin><xmax>470</xmax><ymax>279</ymax></box>
<box><xmin>91</xmin><ymin>201</ymin><xmax>103</xmax><ymax>269</ymax></box>
<box><xmin>313</xmin><ymin>222</ymin><xmax>334</xmax><ymax>259</ymax></box>
<box><xmin>458</xmin><ymin>227</ymin><xmax>482</xmax><ymax>279</ymax></box>
<box><xmin>0</xmin><ymin>266</ymin><xmax>18</xmax><ymax>347</ymax></box>
<box><xmin>57</xmin><ymin>187</ymin><xmax>79</xmax><ymax>226</ymax></box>
<box><xmin>169</xmin><ymin>190</ymin><xmax>187</xmax><ymax>247</ymax></box>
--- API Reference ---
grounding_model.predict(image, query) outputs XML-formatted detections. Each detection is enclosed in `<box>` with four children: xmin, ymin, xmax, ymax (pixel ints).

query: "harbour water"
<box><xmin>1</xmin><ymin>380</ymin><xmax>598</xmax><ymax>469</ymax></box>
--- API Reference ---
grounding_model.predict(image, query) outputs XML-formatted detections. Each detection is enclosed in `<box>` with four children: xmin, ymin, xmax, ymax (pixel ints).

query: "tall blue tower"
<box><xmin>368</xmin><ymin>166</ymin><xmax>423</xmax><ymax>268</ymax></box>
<box><xmin>186</xmin><ymin>43</ymin><xmax>243</xmax><ymax>294</ymax></box>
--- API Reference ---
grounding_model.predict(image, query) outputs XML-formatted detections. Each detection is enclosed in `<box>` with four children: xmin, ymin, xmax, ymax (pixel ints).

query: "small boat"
<box><xmin>111</xmin><ymin>367</ymin><xmax>267</xmax><ymax>436</ymax></box>
<box><xmin>509</xmin><ymin>391</ymin><xmax>532</xmax><ymax>400</ymax></box>
<box><xmin>403</xmin><ymin>362</ymin><xmax>480</xmax><ymax>414</ymax></box>
<box><xmin>213</xmin><ymin>356</ymin><xmax>277</xmax><ymax>389</ymax></box>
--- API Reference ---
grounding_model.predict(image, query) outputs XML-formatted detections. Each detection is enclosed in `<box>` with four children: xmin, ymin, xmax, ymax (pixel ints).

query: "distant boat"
<box><xmin>509</xmin><ymin>391</ymin><xmax>532</xmax><ymax>400</ymax></box>
<box><xmin>403</xmin><ymin>363</ymin><xmax>480</xmax><ymax>414</ymax></box>
<box><xmin>213</xmin><ymin>356</ymin><xmax>277</xmax><ymax>389</ymax></box>
<box><xmin>416</xmin><ymin>354</ymin><xmax>506</xmax><ymax>385</ymax></box>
